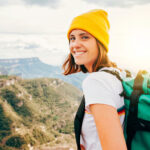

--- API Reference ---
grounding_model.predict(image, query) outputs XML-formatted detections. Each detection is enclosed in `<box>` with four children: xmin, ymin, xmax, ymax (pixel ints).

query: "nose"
<box><xmin>70</xmin><ymin>38</ymin><xmax>81</xmax><ymax>50</ymax></box>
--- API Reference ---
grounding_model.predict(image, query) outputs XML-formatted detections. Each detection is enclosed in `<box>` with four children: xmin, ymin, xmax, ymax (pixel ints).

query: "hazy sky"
<box><xmin>0</xmin><ymin>0</ymin><xmax>150</xmax><ymax>72</ymax></box>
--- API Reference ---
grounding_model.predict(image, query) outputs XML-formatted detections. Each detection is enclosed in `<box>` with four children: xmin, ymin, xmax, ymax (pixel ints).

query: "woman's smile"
<box><xmin>73</xmin><ymin>50</ymin><xmax>87</xmax><ymax>57</ymax></box>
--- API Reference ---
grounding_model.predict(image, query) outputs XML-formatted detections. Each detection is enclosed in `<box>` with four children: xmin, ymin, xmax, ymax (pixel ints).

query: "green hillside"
<box><xmin>0</xmin><ymin>75</ymin><xmax>82</xmax><ymax>150</ymax></box>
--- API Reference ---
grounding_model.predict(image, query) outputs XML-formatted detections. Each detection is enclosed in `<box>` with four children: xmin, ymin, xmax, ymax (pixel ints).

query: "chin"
<box><xmin>74</xmin><ymin>60</ymin><xmax>84</xmax><ymax>65</ymax></box>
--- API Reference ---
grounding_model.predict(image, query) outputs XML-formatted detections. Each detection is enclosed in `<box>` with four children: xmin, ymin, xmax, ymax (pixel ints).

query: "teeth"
<box><xmin>75</xmin><ymin>52</ymin><xmax>85</xmax><ymax>56</ymax></box>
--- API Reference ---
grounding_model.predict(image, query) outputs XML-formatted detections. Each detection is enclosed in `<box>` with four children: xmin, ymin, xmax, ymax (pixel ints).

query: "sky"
<box><xmin>0</xmin><ymin>0</ymin><xmax>150</xmax><ymax>72</ymax></box>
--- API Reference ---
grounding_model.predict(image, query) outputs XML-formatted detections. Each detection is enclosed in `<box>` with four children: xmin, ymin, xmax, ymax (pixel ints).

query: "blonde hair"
<box><xmin>62</xmin><ymin>39</ymin><xmax>118</xmax><ymax>75</ymax></box>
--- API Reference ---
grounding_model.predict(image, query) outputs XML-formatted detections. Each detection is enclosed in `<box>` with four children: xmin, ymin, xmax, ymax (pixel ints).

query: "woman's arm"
<box><xmin>90</xmin><ymin>104</ymin><xmax>127</xmax><ymax>150</ymax></box>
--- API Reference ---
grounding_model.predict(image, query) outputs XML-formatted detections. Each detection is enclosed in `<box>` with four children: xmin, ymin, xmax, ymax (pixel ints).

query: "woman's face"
<box><xmin>69</xmin><ymin>29</ymin><xmax>99</xmax><ymax>72</ymax></box>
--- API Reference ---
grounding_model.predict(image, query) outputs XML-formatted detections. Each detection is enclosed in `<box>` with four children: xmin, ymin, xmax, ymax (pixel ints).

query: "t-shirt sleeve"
<box><xmin>82</xmin><ymin>73</ymin><xmax>120</xmax><ymax>109</ymax></box>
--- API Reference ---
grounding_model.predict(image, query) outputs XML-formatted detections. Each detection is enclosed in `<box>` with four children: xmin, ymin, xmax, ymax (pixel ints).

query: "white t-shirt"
<box><xmin>80</xmin><ymin>67</ymin><xmax>126</xmax><ymax>150</ymax></box>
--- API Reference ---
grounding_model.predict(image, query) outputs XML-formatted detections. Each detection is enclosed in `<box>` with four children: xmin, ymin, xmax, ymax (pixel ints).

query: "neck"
<box><xmin>85</xmin><ymin>65</ymin><xmax>93</xmax><ymax>73</ymax></box>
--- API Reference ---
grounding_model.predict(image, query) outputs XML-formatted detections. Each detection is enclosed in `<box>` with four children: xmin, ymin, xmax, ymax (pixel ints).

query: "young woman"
<box><xmin>63</xmin><ymin>9</ymin><xmax>127</xmax><ymax>150</ymax></box>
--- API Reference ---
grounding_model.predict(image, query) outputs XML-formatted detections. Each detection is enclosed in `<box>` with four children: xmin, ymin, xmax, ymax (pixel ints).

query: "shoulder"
<box><xmin>82</xmin><ymin>67</ymin><xmax>125</xmax><ymax>103</ymax></box>
<box><xmin>82</xmin><ymin>68</ymin><xmax>125</xmax><ymax>108</ymax></box>
<box><xmin>82</xmin><ymin>67</ymin><xmax>123</xmax><ymax>89</ymax></box>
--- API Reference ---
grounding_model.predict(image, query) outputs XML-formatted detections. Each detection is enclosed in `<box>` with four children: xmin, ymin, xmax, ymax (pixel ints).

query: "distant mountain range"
<box><xmin>0</xmin><ymin>57</ymin><xmax>87</xmax><ymax>89</ymax></box>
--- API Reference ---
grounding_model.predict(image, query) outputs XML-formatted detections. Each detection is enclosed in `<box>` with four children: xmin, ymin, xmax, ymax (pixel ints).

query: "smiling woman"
<box><xmin>63</xmin><ymin>9</ymin><xmax>127</xmax><ymax>150</ymax></box>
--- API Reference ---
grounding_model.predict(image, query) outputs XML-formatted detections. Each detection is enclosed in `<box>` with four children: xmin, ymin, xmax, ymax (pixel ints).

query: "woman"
<box><xmin>63</xmin><ymin>9</ymin><xmax>127</xmax><ymax>150</ymax></box>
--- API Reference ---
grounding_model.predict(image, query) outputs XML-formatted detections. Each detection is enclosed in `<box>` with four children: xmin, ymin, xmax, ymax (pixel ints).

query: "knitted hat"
<box><xmin>67</xmin><ymin>9</ymin><xmax>110</xmax><ymax>52</ymax></box>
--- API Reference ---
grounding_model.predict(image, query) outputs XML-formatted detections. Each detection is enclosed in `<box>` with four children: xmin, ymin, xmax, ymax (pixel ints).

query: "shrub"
<box><xmin>1</xmin><ymin>89</ymin><xmax>31</xmax><ymax>117</ymax></box>
<box><xmin>32</xmin><ymin>128</ymin><xmax>51</xmax><ymax>144</ymax></box>
<box><xmin>5</xmin><ymin>135</ymin><xmax>26</xmax><ymax>148</ymax></box>
<box><xmin>0</xmin><ymin>75</ymin><xmax>8</xmax><ymax>79</ymax></box>
<box><xmin>0</xmin><ymin>104</ymin><xmax>12</xmax><ymax>131</ymax></box>
<box><xmin>59</xmin><ymin>123</ymin><xmax>74</xmax><ymax>134</ymax></box>
<box><xmin>0</xmin><ymin>131</ymin><xmax>11</xmax><ymax>142</ymax></box>
<box><xmin>53</xmin><ymin>116</ymin><xmax>58</xmax><ymax>121</ymax></box>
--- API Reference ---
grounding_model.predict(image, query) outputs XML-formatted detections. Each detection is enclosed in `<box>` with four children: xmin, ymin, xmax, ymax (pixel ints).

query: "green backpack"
<box><xmin>122</xmin><ymin>70</ymin><xmax>150</xmax><ymax>150</ymax></box>
<box><xmin>102</xmin><ymin>69</ymin><xmax>150</xmax><ymax>150</ymax></box>
<box><xmin>74</xmin><ymin>69</ymin><xmax>150</xmax><ymax>150</ymax></box>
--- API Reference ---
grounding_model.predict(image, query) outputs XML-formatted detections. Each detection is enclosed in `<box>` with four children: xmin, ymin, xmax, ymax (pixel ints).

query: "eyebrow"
<box><xmin>70</xmin><ymin>32</ymin><xmax>89</xmax><ymax>37</ymax></box>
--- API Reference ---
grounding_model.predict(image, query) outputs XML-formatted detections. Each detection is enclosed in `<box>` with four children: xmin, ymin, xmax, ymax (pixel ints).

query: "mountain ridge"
<box><xmin>0</xmin><ymin>57</ymin><xmax>86</xmax><ymax>90</ymax></box>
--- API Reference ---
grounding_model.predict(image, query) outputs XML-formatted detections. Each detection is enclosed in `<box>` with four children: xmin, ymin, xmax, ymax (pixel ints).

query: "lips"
<box><xmin>73</xmin><ymin>50</ymin><xmax>87</xmax><ymax>57</ymax></box>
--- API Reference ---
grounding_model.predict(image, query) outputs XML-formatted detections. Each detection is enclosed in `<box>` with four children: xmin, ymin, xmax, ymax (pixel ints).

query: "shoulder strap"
<box><xmin>101</xmin><ymin>69</ymin><xmax>123</xmax><ymax>82</ymax></box>
<box><xmin>74</xmin><ymin>96</ymin><xmax>85</xmax><ymax>150</ymax></box>
<box><xmin>101</xmin><ymin>69</ymin><xmax>124</xmax><ymax>97</ymax></box>
<box><xmin>126</xmin><ymin>70</ymin><xmax>145</xmax><ymax>150</ymax></box>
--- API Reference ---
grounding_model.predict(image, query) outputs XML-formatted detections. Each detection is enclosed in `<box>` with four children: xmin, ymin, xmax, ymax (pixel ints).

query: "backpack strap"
<box><xmin>101</xmin><ymin>69</ymin><xmax>124</xmax><ymax>97</ymax></box>
<box><xmin>74</xmin><ymin>96</ymin><xmax>85</xmax><ymax>150</ymax></box>
<box><xmin>126</xmin><ymin>70</ymin><xmax>145</xmax><ymax>150</ymax></box>
<box><xmin>101</xmin><ymin>69</ymin><xmax>122</xmax><ymax>81</ymax></box>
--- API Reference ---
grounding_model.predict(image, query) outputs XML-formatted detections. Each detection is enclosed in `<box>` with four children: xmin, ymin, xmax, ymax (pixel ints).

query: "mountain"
<box><xmin>0</xmin><ymin>57</ymin><xmax>87</xmax><ymax>90</ymax></box>
<box><xmin>0</xmin><ymin>75</ymin><xmax>82</xmax><ymax>150</ymax></box>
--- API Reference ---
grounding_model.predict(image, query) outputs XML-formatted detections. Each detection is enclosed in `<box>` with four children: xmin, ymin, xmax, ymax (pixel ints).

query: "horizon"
<box><xmin>0</xmin><ymin>56</ymin><xmax>144</xmax><ymax>74</ymax></box>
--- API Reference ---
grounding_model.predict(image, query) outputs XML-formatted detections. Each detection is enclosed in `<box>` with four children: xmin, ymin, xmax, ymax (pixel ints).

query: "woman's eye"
<box><xmin>82</xmin><ymin>36</ymin><xmax>89</xmax><ymax>39</ymax></box>
<box><xmin>70</xmin><ymin>37</ymin><xmax>75</xmax><ymax>41</ymax></box>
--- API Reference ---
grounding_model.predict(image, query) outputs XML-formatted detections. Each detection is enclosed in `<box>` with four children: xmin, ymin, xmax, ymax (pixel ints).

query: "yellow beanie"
<box><xmin>67</xmin><ymin>9</ymin><xmax>110</xmax><ymax>52</ymax></box>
